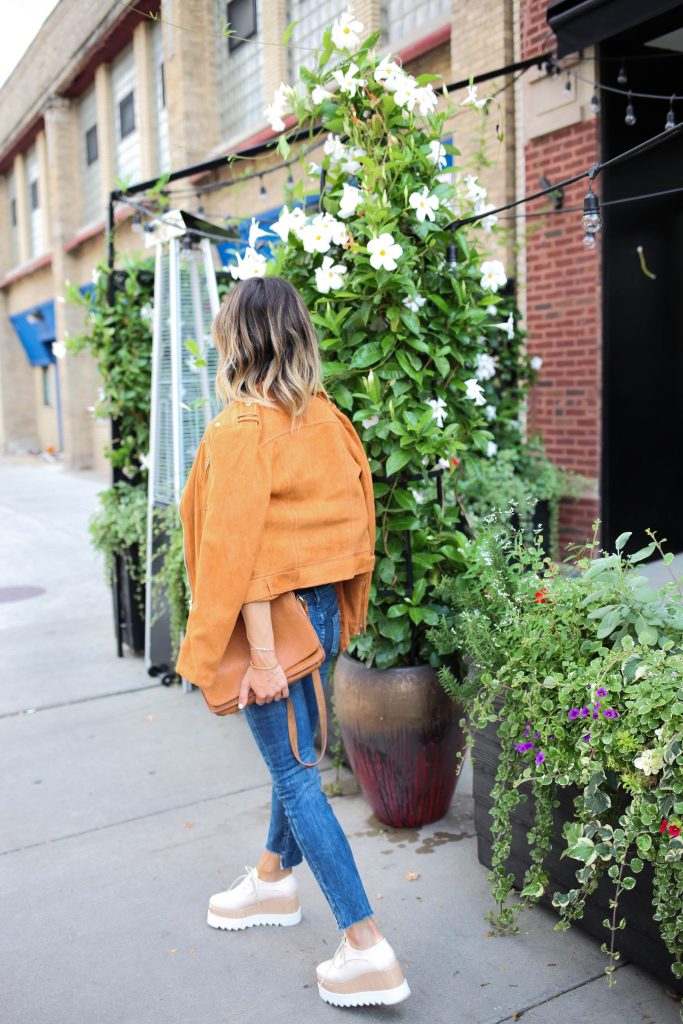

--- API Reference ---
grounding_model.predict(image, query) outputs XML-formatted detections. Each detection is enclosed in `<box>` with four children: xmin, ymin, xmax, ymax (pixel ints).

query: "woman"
<box><xmin>176</xmin><ymin>275</ymin><xmax>410</xmax><ymax>1009</ymax></box>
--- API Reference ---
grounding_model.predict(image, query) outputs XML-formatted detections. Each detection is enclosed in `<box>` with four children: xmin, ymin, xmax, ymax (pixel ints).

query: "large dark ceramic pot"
<box><xmin>333</xmin><ymin>652</ymin><xmax>467</xmax><ymax>828</ymax></box>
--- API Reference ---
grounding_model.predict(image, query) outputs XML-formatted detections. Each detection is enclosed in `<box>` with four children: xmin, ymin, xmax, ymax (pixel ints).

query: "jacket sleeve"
<box><xmin>177</xmin><ymin>412</ymin><xmax>272</xmax><ymax>688</ymax></box>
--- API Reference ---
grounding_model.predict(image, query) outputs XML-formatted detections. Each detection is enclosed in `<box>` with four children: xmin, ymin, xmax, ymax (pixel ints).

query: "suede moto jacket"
<box><xmin>175</xmin><ymin>390</ymin><xmax>376</xmax><ymax>689</ymax></box>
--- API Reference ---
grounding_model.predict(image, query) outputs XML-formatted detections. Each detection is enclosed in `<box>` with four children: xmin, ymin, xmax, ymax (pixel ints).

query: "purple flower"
<box><xmin>592</xmin><ymin>712</ymin><xmax>599</xmax><ymax>718</ymax></box>
<box><xmin>596</xmin><ymin>687</ymin><xmax>607</xmax><ymax>698</ymax></box>
<box><xmin>535</xmin><ymin>750</ymin><xmax>545</xmax><ymax>765</ymax></box>
<box><xmin>603</xmin><ymin>708</ymin><xmax>619</xmax><ymax>719</ymax></box>
<box><xmin>569</xmin><ymin>708</ymin><xmax>580</xmax><ymax>720</ymax></box>
<box><xmin>594</xmin><ymin>701</ymin><xmax>601</xmax><ymax>709</ymax></box>
<box><xmin>581</xmin><ymin>733</ymin><xmax>591</xmax><ymax>743</ymax></box>
<box><xmin>524</xmin><ymin>726</ymin><xmax>531</xmax><ymax>737</ymax></box>
<box><xmin>533</xmin><ymin>731</ymin><xmax>541</xmax><ymax>738</ymax></box>
<box><xmin>580</xmin><ymin>707</ymin><xmax>590</xmax><ymax>718</ymax></box>
<box><xmin>515</xmin><ymin>741</ymin><xmax>535</xmax><ymax>752</ymax></box>
<box><xmin>549</xmin><ymin>734</ymin><xmax>555</xmax><ymax>740</ymax></box>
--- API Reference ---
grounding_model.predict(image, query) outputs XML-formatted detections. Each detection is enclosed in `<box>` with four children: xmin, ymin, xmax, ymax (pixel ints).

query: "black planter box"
<box><xmin>112</xmin><ymin>547</ymin><xmax>145</xmax><ymax>655</ymax></box>
<box><xmin>473</xmin><ymin>716</ymin><xmax>683</xmax><ymax>995</ymax></box>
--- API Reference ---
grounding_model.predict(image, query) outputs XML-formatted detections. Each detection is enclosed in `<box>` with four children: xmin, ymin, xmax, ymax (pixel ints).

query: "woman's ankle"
<box><xmin>256</xmin><ymin>850</ymin><xmax>292</xmax><ymax>881</ymax></box>
<box><xmin>345</xmin><ymin>916</ymin><xmax>383</xmax><ymax>949</ymax></box>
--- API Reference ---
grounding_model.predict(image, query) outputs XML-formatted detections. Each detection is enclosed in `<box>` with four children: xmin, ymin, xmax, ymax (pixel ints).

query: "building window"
<box><xmin>287</xmin><ymin>1</ymin><xmax>345</xmax><ymax>80</ymax></box>
<box><xmin>217</xmin><ymin>0</ymin><xmax>264</xmax><ymax>143</ymax></box>
<box><xmin>119</xmin><ymin>91</ymin><xmax>136</xmax><ymax>138</ymax></box>
<box><xmin>41</xmin><ymin>365</ymin><xmax>52</xmax><ymax>406</ymax></box>
<box><xmin>226</xmin><ymin>0</ymin><xmax>257</xmax><ymax>52</ymax></box>
<box><xmin>30</xmin><ymin>179</ymin><xmax>39</xmax><ymax>210</ymax></box>
<box><xmin>85</xmin><ymin>125</ymin><xmax>98</xmax><ymax>165</ymax></box>
<box><xmin>10</xmin><ymin>197</ymin><xmax>17</xmax><ymax>227</ymax></box>
<box><xmin>381</xmin><ymin>0</ymin><xmax>451</xmax><ymax>43</ymax></box>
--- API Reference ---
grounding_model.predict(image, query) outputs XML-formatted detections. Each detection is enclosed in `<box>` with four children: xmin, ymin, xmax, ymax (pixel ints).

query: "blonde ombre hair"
<box><xmin>213</xmin><ymin>275</ymin><xmax>326</xmax><ymax>421</ymax></box>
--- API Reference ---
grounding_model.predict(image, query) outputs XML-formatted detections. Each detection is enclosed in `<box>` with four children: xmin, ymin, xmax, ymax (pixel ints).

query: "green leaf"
<box><xmin>615</xmin><ymin>531</ymin><xmax>632</xmax><ymax>551</ymax></box>
<box><xmin>386</xmin><ymin>449</ymin><xmax>412</xmax><ymax>476</ymax></box>
<box><xmin>282</xmin><ymin>18</ymin><xmax>298</xmax><ymax>45</ymax></box>
<box><xmin>629</xmin><ymin>543</ymin><xmax>656</xmax><ymax>563</ymax></box>
<box><xmin>276</xmin><ymin>134</ymin><xmax>291</xmax><ymax>159</ymax></box>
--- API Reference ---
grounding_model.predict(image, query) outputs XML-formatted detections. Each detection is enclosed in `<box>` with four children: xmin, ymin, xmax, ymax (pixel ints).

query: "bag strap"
<box><xmin>285</xmin><ymin>668</ymin><xmax>327</xmax><ymax>767</ymax></box>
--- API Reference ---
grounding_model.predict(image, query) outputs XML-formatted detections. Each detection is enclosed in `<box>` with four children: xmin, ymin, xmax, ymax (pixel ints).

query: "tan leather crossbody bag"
<box><xmin>196</xmin><ymin>592</ymin><xmax>327</xmax><ymax>767</ymax></box>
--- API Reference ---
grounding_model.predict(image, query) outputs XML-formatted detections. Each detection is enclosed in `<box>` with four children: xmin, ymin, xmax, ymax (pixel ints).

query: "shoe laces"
<box><xmin>227</xmin><ymin>864</ymin><xmax>259</xmax><ymax>897</ymax></box>
<box><xmin>332</xmin><ymin>934</ymin><xmax>350</xmax><ymax>969</ymax></box>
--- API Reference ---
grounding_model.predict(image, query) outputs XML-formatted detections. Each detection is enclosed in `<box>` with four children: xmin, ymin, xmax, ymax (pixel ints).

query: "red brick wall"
<box><xmin>521</xmin><ymin>1</ymin><xmax>602</xmax><ymax>551</ymax></box>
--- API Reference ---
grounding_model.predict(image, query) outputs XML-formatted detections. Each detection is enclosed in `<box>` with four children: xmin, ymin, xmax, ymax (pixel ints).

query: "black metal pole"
<box><xmin>106</xmin><ymin>192</ymin><xmax>124</xmax><ymax>658</ymax></box>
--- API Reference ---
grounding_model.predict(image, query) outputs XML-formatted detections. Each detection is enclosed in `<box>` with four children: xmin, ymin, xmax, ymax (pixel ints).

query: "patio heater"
<box><xmin>143</xmin><ymin>210</ymin><xmax>234</xmax><ymax>687</ymax></box>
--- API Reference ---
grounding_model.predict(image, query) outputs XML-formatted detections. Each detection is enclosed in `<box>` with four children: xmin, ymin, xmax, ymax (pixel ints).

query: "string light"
<box><xmin>259</xmin><ymin>175</ymin><xmax>267</xmax><ymax>198</ymax></box>
<box><xmin>581</xmin><ymin>179</ymin><xmax>602</xmax><ymax>236</ymax></box>
<box><xmin>624</xmin><ymin>91</ymin><xmax>637</xmax><ymax>127</ymax></box>
<box><xmin>665</xmin><ymin>96</ymin><xmax>676</xmax><ymax>131</ymax></box>
<box><xmin>617</xmin><ymin>64</ymin><xmax>628</xmax><ymax>86</ymax></box>
<box><xmin>564</xmin><ymin>70</ymin><xmax>572</xmax><ymax>93</ymax></box>
<box><xmin>590</xmin><ymin>90</ymin><xmax>600</xmax><ymax>115</ymax></box>
<box><xmin>446</xmin><ymin>236</ymin><xmax>458</xmax><ymax>269</ymax></box>
<box><xmin>582</xmin><ymin>232</ymin><xmax>597</xmax><ymax>250</ymax></box>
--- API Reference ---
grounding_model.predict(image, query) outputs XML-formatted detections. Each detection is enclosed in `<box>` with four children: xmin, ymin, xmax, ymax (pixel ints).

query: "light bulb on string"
<box><xmin>259</xmin><ymin>175</ymin><xmax>267</xmax><ymax>198</ymax></box>
<box><xmin>446</xmin><ymin>236</ymin><xmax>458</xmax><ymax>269</ymax></box>
<box><xmin>582</xmin><ymin>231</ymin><xmax>597</xmax><ymax>250</ymax></box>
<box><xmin>581</xmin><ymin>182</ymin><xmax>602</xmax><ymax>236</ymax></box>
<box><xmin>617</xmin><ymin>63</ymin><xmax>628</xmax><ymax>86</ymax></box>
<box><xmin>287</xmin><ymin>169</ymin><xmax>294</xmax><ymax>187</ymax></box>
<box><xmin>665</xmin><ymin>96</ymin><xmax>676</xmax><ymax>131</ymax></box>
<box><xmin>591</xmin><ymin>90</ymin><xmax>600</xmax><ymax>115</ymax></box>
<box><xmin>564</xmin><ymin>70</ymin><xmax>572</xmax><ymax>93</ymax></box>
<box><xmin>624</xmin><ymin>92</ymin><xmax>636</xmax><ymax>127</ymax></box>
<box><xmin>131</xmin><ymin>211</ymin><xmax>144</xmax><ymax>235</ymax></box>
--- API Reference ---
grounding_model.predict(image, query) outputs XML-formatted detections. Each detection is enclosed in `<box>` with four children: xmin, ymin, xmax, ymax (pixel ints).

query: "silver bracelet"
<box><xmin>249</xmin><ymin>643</ymin><xmax>275</xmax><ymax>651</ymax></box>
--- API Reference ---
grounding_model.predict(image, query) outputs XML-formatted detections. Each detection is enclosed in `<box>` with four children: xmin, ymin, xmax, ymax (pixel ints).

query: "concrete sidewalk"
<box><xmin>1</xmin><ymin>455</ymin><xmax>680</xmax><ymax>1024</ymax></box>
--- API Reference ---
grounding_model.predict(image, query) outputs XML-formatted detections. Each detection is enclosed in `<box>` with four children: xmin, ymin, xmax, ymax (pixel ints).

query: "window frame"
<box><xmin>119</xmin><ymin>91</ymin><xmax>136</xmax><ymax>139</ymax></box>
<box><xmin>85</xmin><ymin>124</ymin><xmax>99</xmax><ymax>166</ymax></box>
<box><xmin>30</xmin><ymin>179</ymin><xmax>39</xmax><ymax>211</ymax></box>
<box><xmin>226</xmin><ymin>0</ymin><xmax>257</xmax><ymax>53</ymax></box>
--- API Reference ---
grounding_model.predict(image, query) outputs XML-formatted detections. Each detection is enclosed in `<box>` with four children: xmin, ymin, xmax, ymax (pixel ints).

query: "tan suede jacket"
<box><xmin>175</xmin><ymin>391</ymin><xmax>376</xmax><ymax>688</ymax></box>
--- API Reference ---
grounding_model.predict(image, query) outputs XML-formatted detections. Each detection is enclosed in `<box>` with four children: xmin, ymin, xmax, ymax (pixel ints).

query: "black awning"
<box><xmin>547</xmin><ymin>0</ymin><xmax>683</xmax><ymax>56</ymax></box>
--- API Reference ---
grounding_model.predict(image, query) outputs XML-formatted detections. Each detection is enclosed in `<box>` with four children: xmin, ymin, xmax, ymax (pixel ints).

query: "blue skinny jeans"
<box><xmin>243</xmin><ymin>582</ymin><xmax>373</xmax><ymax>931</ymax></box>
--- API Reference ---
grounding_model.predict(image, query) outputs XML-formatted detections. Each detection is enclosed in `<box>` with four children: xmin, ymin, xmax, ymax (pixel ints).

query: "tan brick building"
<box><xmin>0</xmin><ymin>0</ymin><xmax>523</xmax><ymax>476</ymax></box>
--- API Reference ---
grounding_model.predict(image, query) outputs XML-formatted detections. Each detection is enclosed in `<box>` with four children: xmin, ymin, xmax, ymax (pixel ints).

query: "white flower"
<box><xmin>465</xmin><ymin>378</ymin><xmax>486</xmax><ymax>406</ymax></box>
<box><xmin>484</xmin><ymin>404</ymin><xmax>496</xmax><ymax>421</ymax></box>
<box><xmin>655</xmin><ymin>726</ymin><xmax>664</xmax><ymax>739</ymax></box>
<box><xmin>307</xmin><ymin>161</ymin><xmax>321</xmax><ymax>178</ymax></box>
<box><xmin>229</xmin><ymin>247</ymin><xmax>267</xmax><ymax>280</ymax></box>
<box><xmin>530</xmin><ymin>355</ymin><xmax>543</xmax><ymax>371</ymax></box>
<box><xmin>362</xmin><ymin>415</ymin><xmax>379</xmax><ymax>428</ymax></box>
<box><xmin>403</xmin><ymin>294</ymin><xmax>426</xmax><ymax>313</ymax></box>
<box><xmin>461</xmin><ymin>83</ymin><xmax>490</xmax><ymax>109</ymax></box>
<box><xmin>436</xmin><ymin>457</ymin><xmax>450</xmax><ymax>470</ymax></box>
<box><xmin>486</xmin><ymin>304</ymin><xmax>497</xmax><ymax>316</ymax></box>
<box><xmin>415</xmin><ymin>85</ymin><xmax>438</xmax><ymax>116</ymax></box>
<box><xmin>475</xmin><ymin>352</ymin><xmax>497</xmax><ymax>381</ymax></box>
<box><xmin>312</xmin><ymin>84</ymin><xmax>333</xmax><ymax>105</ymax></box>
<box><xmin>428</xmin><ymin>140</ymin><xmax>447</xmax><ymax>169</ymax></box>
<box><xmin>409</xmin><ymin>186</ymin><xmax>439</xmax><ymax>223</ymax></box>
<box><xmin>301</xmin><ymin>220</ymin><xmax>333</xmax><ymax>254</ymax></box>
<box><xmin>52</xmin><ymin>340</ymin><xmax>67</xmax><ymax>359</ymax></box>
<box><xmin>331</xmin><ymin>10</ymin><xmax>364</xmax><ymax>51</ymax></box>
<box><xmin>478</xmin><ymin>203</ymin><xmax>498</xmax><ymax>233</ymax></box>
<box><xmin>338</xmin><ymin>182</ymin><xmax>362</xmax><ymax>219</ymax></box>
<box><xmin>332</xmin><ymin>62</ymin><xmax>366</xmax><ymax>97</ymax></box>
<box><xmin>329</xmin><ymin>219</ymin><xmax>349</xmax><ymax>246</ymax></box>
<box><xmin>270</xmin><ymin>205</ymin><xmax>306</xmax><ymax>242</ymax></box>
<box><xmin>428</xmin><ymin>396</ymin><xmax>447</xmax><ymax>427</ymax></box>
<box><xmin>91</xmin><ymin>267</ymin><xmax>101</xmax><ymax>286</ymax></box>
<box><xmin>393</xmin><ymin>75</ymin><xmax>419</xmax><ymax>112</ymax></box>
<box><xmin>340</xmin><ymin>146</ymin><xmax>364</xmax><ymax>174</ymax></box>
<box><xmin>633</xmin><ymin>749</ymin><xmax>664</xmax><ymax>776</ymax></box>
<box><xmin>367</xmin><ymin>232</ymin><xmax>402</xmax><ymax>271</ymax></box>
<box><xmin>248</xmin><ymin>217</ymin><xmax>269</xmax><ymax>248</ymax></box>
<box><xmin>140</xmin><ymin>452</ymin><xmax>151</xmax><ymax>470</ymax></box>
<box><xmin>315</xmin><ymin>255</ymin><xmax>347</xmax><ymax>294</ymax></box>
<box><xmin>264</xmin><ymin>81</ymin><xmax>293</xmax><ymax>133</ymax></box>
<box><xmin>486</xmin><ymin>441</ymin><xmax>498</xmax><ymax>458</ymax></box>
<box><xmin>374</xmin><ymin>55</ymin><xmax>403</xmax><ymax>85</ymax></box>
<box><xmin>324</xmin><ymin>134</ymin><xmax>346</xmax><ymax>162</ymax></box>
<box><xmin>495</xmin><ymin>313</ymin><xmax>515</xmax><ymax>339</ymax></box>
<box><xmin>464</xmin><ymin>174</ymin><xmax>487</xmax><ymax>205</ymax></box>
<box><xmin>480</xmin><ymin>259</ymin><xmax>507</xmax><ymax>293</ymax></box>
<box><xmin>411</xmin><ymin>488</ymin><xmax>425</xmax><ymax>504</ymax></box>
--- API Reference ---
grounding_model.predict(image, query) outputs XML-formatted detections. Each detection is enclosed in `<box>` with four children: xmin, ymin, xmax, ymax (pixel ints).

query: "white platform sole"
<box><xmin>207</xmin><ymin>907</ymin><xmax>302</xmax><ymax>930</ymax></box>
<box><xmin>317</xmin><ymin>978</ymin><xmax>411</xmax><ymax>1007</ymax></box>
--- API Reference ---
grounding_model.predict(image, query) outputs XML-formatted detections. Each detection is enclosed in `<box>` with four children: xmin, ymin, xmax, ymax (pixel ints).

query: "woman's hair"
<box><xmin>213</xmin><ymin>275</ymin><xmax>325</xmax><ymax>420</ymax></box>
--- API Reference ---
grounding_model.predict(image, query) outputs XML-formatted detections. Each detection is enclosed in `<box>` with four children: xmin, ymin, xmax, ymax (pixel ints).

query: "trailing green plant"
<box><xmin>88</xmin><ymin>481</ymin><xmax>148</xmax><ymax>616</ymax></box>
<box><xmin>428</xmin><ymin>520</ymin><xmax>683</xmax><ymax>1004</ymax></box>
<box><xmin>65</xmin><ymin>254</ymin><xmax>154</xmax><ymax>479</ymax></box>
<box><xmin>149</xmin><ymin>503</ymin><xmax>192</xmax><ymax>663</ymax></box>
<box><xmin>222</xmin><ymin>11</ymin><xmax>541</xmax><ymax>669</ymax></box>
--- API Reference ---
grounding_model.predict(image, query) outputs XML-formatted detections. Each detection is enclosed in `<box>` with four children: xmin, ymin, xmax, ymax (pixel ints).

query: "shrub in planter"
<box><xmin>221</xmin><ymin>10</ymin><xmax>539</xmax><ymax>825</ymax></box>
<box><xmin>429</xmin><ymin>521</ymin><xmax>683</xmax><ymax>998</ymax></box>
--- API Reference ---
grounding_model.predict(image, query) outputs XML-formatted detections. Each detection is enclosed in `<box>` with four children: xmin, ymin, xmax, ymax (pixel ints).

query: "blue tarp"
<box><xmin>9</xmin><ymin>300</ymin><xmax>56</xmax><ymax>367</ymax></box>
<box><xmin>215</xmin><ymin>195</ymin><xmax>320</xmax><ymax>268</ymax></box>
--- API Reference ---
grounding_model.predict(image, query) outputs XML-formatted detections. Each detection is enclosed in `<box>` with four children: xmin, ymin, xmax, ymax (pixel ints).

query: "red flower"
<box><xmin>661</xmin><ymin>819</ymin><xmax>669</xmax><ymax>834</ymax></box>
<box><xmin>534</xmin><ymin>588</ymin><xmax>549</xmax><ymax>604</ymax></box>
<box><xmin>669</xmin><ymin>825</ymin><xmax>681</xmax><ymax>838</ymax></box>
<box><xmin>450</xmin><ymin>456</ymin><xmax>460</xmax><ymax>467</ymax></box>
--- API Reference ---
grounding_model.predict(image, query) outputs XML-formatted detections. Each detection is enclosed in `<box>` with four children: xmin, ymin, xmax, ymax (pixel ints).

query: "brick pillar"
<box><xmin>133</xmin><ymin>20</ymin><xmax>157</xmax><ymax>178</ymax></box>
<box><xmin>162</xmin><ymin>0</ymin><xmax>220</xmax><ymax>167</ymax></box>
<box><xmin>353</xmin><ymin>0</ymin><xmax>381</xmax><ymax>36</ymax></box>
<box><xmin>36</xmin><ymin>130</ymin><xmax>52</xmax><ymax>251</ymax></box>
<box><xmin>95</xmin><ymin>63</ymin><xmax>116</xmax><ymax>215</ymax></box>
<box><xmin>13</xmin><ymin>153</ymin><xmax>31</xmax><ymax>266</ymax></box>
<box><xmin>262</xmin><ymin>0</ymin><xmax>288</xmax><ymax>98</ymax></box>
<box><xmin>45</xmin><ymin>97</ymin><xmax>99</xmax><ymax>468</ymax></box>
<box><xmin>449</xmin><ymin>0</ymin><xmax>517</xmax><ymax>269</ymax></box>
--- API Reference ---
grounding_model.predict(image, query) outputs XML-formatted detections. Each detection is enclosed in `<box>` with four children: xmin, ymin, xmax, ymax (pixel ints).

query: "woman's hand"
<box><xmin>238</xmin><ymin>657</ymin><xmax>290</xmax><ymax>709</ymax></box>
